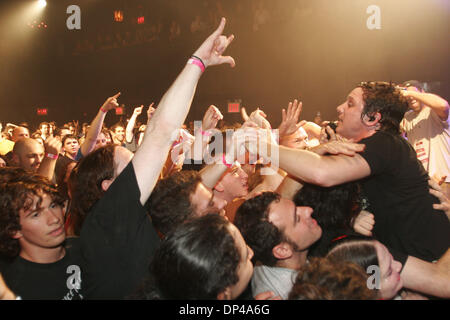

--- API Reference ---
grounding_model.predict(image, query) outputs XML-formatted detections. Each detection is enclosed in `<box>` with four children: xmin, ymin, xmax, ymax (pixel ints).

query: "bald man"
<box><xmin>11</xmin><ymin>127</ymin><xmax>30</xmax><ymax>143</ymax></box>
<box><xmin>12</xmin><ymin>138</ymin><xmax>44</xmax><ymax>172</ymax></box>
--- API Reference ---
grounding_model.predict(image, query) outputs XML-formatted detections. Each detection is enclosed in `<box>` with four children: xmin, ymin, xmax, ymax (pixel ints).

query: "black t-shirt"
<box><xmin>359</xmin><ymin>131</ymin><xmax>450</xmax><ymax>263</ymax></box>
<box><xmin>80</xmin><ymin>161</ymin><xmax>160</xmax><ymax>299</ymax></box>
<box><xmin>0</xmin><ymin>237</ymin><xmax>83</xmax><ymax>300</ymax></box>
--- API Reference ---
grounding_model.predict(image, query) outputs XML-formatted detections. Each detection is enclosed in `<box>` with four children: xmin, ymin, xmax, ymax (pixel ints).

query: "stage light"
<box><xmin>37</xmin><ymin>0</ymin><xmax>47</xmax><ymax>9</ymax></box>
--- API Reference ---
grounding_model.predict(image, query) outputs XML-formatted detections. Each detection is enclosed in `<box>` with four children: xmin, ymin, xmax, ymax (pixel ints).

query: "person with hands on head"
<box><xmin>399</xmin><ymin>80</ymin><xmax>450</xmax><ymax>199</ymax></box>
<box><xmin>74</xmin><ymin>18</ymin><xmax>236</xmax><ymax>299</ymax></box>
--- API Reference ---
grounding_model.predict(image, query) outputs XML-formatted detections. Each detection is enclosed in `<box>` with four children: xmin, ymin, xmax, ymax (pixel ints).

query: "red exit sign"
<box><xmin>228</xmin><ymin>102</ymin><xmax>240</xmax><ymax>113</ymax></box>
<box><xmin>37</xmin><ymin>108</ymin><xmax>48</xmax><ymax>115</ymax></box>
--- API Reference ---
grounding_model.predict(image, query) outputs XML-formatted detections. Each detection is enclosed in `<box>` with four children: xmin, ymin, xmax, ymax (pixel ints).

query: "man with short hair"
<box><xmin>234</xmin><ymin>192</ymin><xmax>322</xmax><ymax>299</ymax></box>
<box><xmin>12</xmin><ymin>138</ymin><xmax>44</xmax><ymax>173</ymax></box>
<box><xmin>147</xmin><ymin>170</ymin><xmax>228</xmax><ymax>236</ymax></box>
<box><xmin>11</xmin><ymin>126</ymin><xmax>30</xmax><ymax>142</ymax></box>
<box><xmin>400</xmin><ymin>80</ymin><xmax>449</xmax><ymax>198</ymax></box>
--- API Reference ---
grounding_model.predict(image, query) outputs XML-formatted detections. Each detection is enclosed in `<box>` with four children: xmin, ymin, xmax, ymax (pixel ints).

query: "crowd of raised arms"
<box><xmin>0</xmin><ymin>18</ymin><xmax>449</xmax><ymax>301</ymax></box>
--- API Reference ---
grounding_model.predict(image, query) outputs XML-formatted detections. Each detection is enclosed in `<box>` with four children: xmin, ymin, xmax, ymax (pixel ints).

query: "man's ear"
<box><xmin>217</xmin><ymin>287</ymin><xmax>231</xmax><ymax>300</ymax></box>
<box><xmin>11</xmin><ymin>230</ymin><xmax>22</xmax><ymax>240</ymax></box>
<box><xmin>363</xmin><ymin>112</ymin><xmax>381</xmax><ymax>128</ymax></box>
<box><xmin>272</xmin><ymin>242</ymin><xmax>293</xmax><ymax>260</ymax></box>
<box><xmin>101</xmin><ymin>179</ymin><xmax>113</xmax><ymax>192</ymax></box>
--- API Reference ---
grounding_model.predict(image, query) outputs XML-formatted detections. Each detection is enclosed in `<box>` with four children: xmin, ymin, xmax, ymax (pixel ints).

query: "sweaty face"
<box><xmin>191</xmin><ymin>182</ymin><xmax>228</xmax><ymax>217</ymax></box>
<box><xmin>335</xmin><ymin>87</ymin><xmax>367</xmax><ymax>141</ymax></box>
<box><xmin>268</xmin><ymin>198</ymin><xmax>322</xmax><ymax>252</ymax></box>
<box><xmin>14</xmin><ymin>192</ymin><xmax>66</xmax><ymax>254</ymax></box>
<box><xmin>374</xmin><ymin>241</ymin><xmax>403</xmax><ymax>299</ymax></box>
<box><xmin>17</xmin><ymin>142</ymin><xmax>45</xmax><ymax>172</ymax></box>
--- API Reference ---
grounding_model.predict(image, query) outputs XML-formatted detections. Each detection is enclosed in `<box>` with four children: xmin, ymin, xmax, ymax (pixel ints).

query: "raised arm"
<box><xmin>37</xmin><ymin>136</ymin><xmax>62</xmax><ymax>182</ymax></box>
<box><xmin>401</xmin><ymin>89</ymin><xmax>449</xmax><ymax>121</ymax></box>
<box><xmin>126</xmin><ymin>105</ymin><xmax>144</xmax><ymax>143</ymax></box>
<box><xmin>132</xmin><ymin>18</ymin><xmax>235</xmax><ymax>205</ymax></box>
<box><xmin>80</xmin><ymin>93</ymin><xmax>121</xmax><ymax>156</ymax></box>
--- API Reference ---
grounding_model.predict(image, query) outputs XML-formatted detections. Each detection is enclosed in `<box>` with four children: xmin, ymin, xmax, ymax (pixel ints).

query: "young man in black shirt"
<box><xmin>70</xmin><ymin>18</ymin><xmax>237</xmax><ymax>299</ymax></box>
<box><xmin>0</xmin><ymin>170</ymin><xmax>83</xmax><ymax>299</ymax></box>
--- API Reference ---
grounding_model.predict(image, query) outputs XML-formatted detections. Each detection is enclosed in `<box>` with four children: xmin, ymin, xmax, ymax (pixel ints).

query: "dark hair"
<box><xmin>68</xmin><ymin>144</ymin><xmax>116</xmax><ymax>235</ymax></box>
<box><xmin>294</xmin><ymin>182</ymin><xmax>361</xmax><ymax>231</ymax></box>
<box><xmin>358</xmin><ymin>81</ymin><xmax>409</xmax><ymax>134</ymax></box>
<box><xmin>327</xmin><ymin>237</ymin><xmax>379</xmax><ymax>272</ymax></box>
<box><xmin>132</xmin><ymin>214</ymin><xmax>241</xmax><ymax>299</ymax></box>
<box><xmin>0</xmin><ymin>171</ymin><xmax>65</xmax><ymax>257</ymax></box>
<box><xmin>55</xmin><ymin>156</ymin><xmax>76</xmax><ymax>200</ymax></box>
<box><xmin>288</xmin><ymin>257</ymin><xmax>378</xmax><ymax>300</ymax></box>
<box><xmin>234</xmin><ymin>192</ymin><xmax>284</xmax><ymax>267</ymax></box>
<box><xmin>62</xmin><ymin>134</ymin><xmax>78</xmax><ymax>146</ymax></box>
<box><xmin>402</xmin><ymin>80</ymin><xmax>425</xmax><ymax>92</ymax></box>
<box><xmin>146</xmin><ymin>170</ymin><xmax>202</xmax><ymax>236</ymax></box>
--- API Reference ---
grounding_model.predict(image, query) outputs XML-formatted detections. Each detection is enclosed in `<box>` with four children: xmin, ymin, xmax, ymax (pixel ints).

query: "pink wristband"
<box><xmin>100</xmin><ymin>107</ymin><xmax>107</xmax><ymax>113</ymax></box>
<box><xmin>201</xmin><ymin>130</ymin><xmax>212</xmax><ymax>137</ymax></box>
<box><xmin>187</xmin><ymin>57</ymin><xmax>205</xmax><ymax>73</ymax></box>
<box><xmin>222</xmin><ymin>154</ymin><xmax>232</xmax><ymax>168</ymax></box>
<box><xmin>46</xmin><ymin>153</ymin><xmax>58</xmax><ymax>160</ymax></box>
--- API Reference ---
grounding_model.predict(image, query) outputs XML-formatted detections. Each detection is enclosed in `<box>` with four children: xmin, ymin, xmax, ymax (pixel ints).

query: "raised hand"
<box><xmin>192</xmin><ymin>17</ymin><xmax>235</xmax><ymax>68</ymax></box>
<box><xmin>44</xmin><ymin>136</ymin><xmax>62</xmax><ymax>156</ymax></box>
<box><xmin>147</xmin><ymin>103</ymin><xmax>156</xmax><ymax>120</ymax></box>
<box><xmin>278</xmin><ymin>99</ymin><xmax>306</xmax><ymax>137</ymax></box>
<box><xmin>249</xmin><ymin>108</ymin><xmax>271</xmax><ymax>129</ymax></box>
<box><xmin>100</xmin><ymin>92</ymin><xmax>121</xmax><ymax>112</ymax></box>
<box><xmin>133</xmin><ymin>105</ymin><xmax>144</xmax><ymax>116</ymax></box>
<box><xmin>202</xmin><ymin>105</ymin><xmax>223</xmax><ymax>131</ymax></box>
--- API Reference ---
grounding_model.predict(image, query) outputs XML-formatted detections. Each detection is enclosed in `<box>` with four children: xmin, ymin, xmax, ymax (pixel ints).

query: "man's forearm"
<box><xmin>80</xmin><ymin>109</ymin><xmax>107</xmax><ymax>155</ymax></box>
<box><xmin>409</xmin><ymin>91</ymin><xmax>449</xmax><ymax>120</ymax></box>
<box><xmin>126</xmin><ymin>114</ymin><xmax>138</xmax><ymax>143</ymax></box>
<box><xmin>133</xmin><ymin>64</ymin><xmax>203</xmax><ymax>205</ymax></box>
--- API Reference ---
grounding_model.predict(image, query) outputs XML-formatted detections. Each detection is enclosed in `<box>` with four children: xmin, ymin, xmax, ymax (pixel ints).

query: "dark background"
<box><xmin>0</xmin><ymin>0</ymin><xmax>449</xmax><ymax>130</ymax></box>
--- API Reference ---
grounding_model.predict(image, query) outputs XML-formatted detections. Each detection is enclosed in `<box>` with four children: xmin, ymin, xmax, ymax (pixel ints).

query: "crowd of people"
<box><xmin>0</xmin><ymin>18</ymin><xmax>449</xmax><ymax>301</ymax></box>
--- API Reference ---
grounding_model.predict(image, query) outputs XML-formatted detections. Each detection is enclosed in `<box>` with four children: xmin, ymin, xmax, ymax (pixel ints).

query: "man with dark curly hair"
<box><xmin>234</xmin><ymin>191</ymin><xmax>322</xmax><ymax>299</ymax></box>
<box><xmin>0</xmin><ymin>168</ymin><xmax>83</xmax><ymax>299</ymax></box>
<box><xmin>260</xmin><ymin>81</ymin><xmax>450</xmax><ymax>298</ymax></box>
